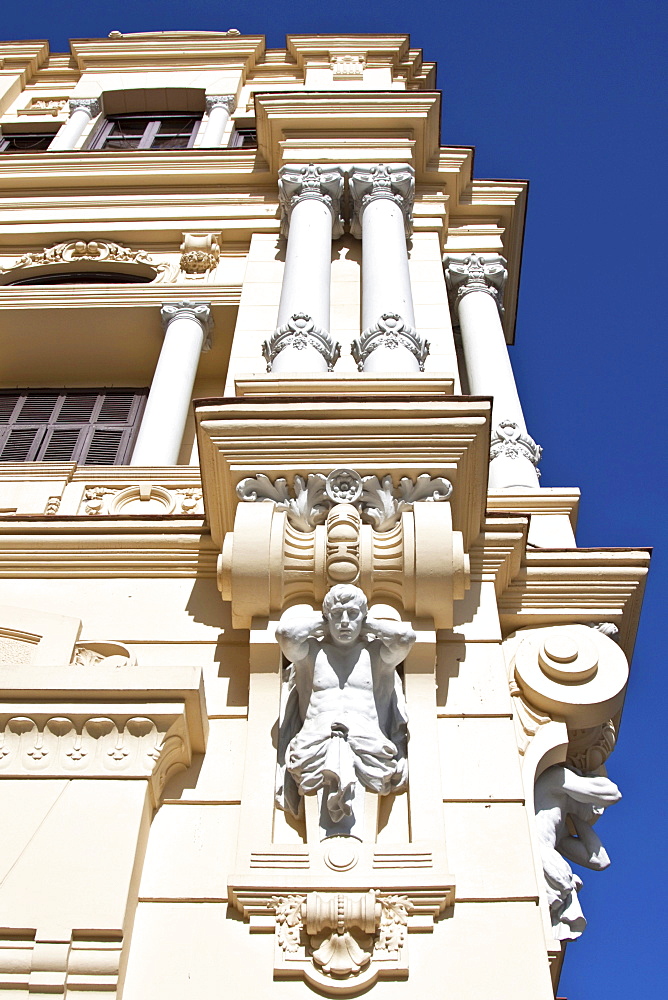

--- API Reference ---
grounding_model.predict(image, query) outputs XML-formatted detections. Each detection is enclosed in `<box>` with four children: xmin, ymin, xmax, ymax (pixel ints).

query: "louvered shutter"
<box><xmin>0</xmin><ymin>390</ymin><xmax>146</xmax><ymax>465</ymax></box>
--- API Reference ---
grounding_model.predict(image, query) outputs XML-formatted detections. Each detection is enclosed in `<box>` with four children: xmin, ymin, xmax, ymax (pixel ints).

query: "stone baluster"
<box><xmin>130</xmin><ymin>302</ymin><xmax>213</xmax><ymax>466</ymax></box>
<box><xmin>201</xmin><ymin>95</ymin><xmax>235</xmax><ymax>147</ymax></box>
<box><xmin>350</xmin><ymin>164</ymin><xmax>428</xmax><ymax>373</ymax></box>
<box><xmin>263</xmin><ymin>164</ymin><xmax>343</xmax><ymax>373</ymax></box>
<box><xmin>444</xmin><ymin>253</ymin><xmax>541</xmax><ymax>488</ymax></box>
<box><xmin>49</xmin><ymin>98</ymin><xmax>101</xmax><ymax>151</ymax></box>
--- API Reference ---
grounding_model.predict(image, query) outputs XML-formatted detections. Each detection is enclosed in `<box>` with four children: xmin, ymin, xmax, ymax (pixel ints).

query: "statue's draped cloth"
<box><xmin>276</xmin><ymin>665</ymin><xmax>408</xmax><ymax>821</ymax></box>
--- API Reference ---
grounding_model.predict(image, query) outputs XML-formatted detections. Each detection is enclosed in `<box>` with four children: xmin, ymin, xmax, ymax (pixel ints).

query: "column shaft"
<box><xmin>445</xmin><ymin>253</ymin><xmax>541</xmax><ymax>488</ymax></box>
<box><xmin>49</xmin><ymin>99</ymin><xmax>100</xmax><ymax>151</ymax></box>
<box><xmin>263</xmin><ymin>165</ymin><xmax>343</xmax><ymax>374</ymax></box>
<box><xmin>202</xmin><ymin>96</ymin><xmax>234</xmax><ymax>147</ymax></box>
<box><xmin>361</xmin><ymin>197</ymin><xmax>415</xmax><ymax>330</ymax></box>
<box><xmin>350</xmin><ymin>165</ymin><xmax>428</xmax><ymax>373</ymax></box>
<box><xmin>131</xmin><ymin>304</ymin><xmax>212</xmax><ymax>466</ymax></box>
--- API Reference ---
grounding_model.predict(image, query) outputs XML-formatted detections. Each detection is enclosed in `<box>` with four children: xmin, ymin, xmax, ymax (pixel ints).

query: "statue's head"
<box><xmin>322</xmin><ymin>584</ymin><xmax>368</xmax><ymax>647</ymax></box>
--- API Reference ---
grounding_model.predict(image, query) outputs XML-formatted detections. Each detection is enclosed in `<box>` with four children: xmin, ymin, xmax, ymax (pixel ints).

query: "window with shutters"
<box><xmin>0</xmin><ymin>391</ymin><xmax>147</xmax><ymax>465</ymax></box>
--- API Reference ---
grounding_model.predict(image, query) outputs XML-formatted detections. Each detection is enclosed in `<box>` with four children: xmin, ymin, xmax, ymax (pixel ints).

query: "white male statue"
<box><xmin>534</xmin><ymin>764</ymin><xmax>621</xmax><ymax>940</ymax></box>
<box><xmin>275</xmin><ymin>584</ymin><xmax>415</xmax><ymax>837</ymax></box>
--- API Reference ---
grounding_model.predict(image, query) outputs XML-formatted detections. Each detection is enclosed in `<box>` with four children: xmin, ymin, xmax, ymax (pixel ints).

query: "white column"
<box><xmin>350</xmin><ymin>164</ymin><xmax>428</xmax><ymax>373</ymax></box>
<box><xmin>444</xmin><ymin>253</ymin><xmax>541</xmax><ymax>488</ymax></box>
<box><xmin>201</xmin><ymin>95</ymin><xmax>235</xmax><ymax>147</ymax></box>
<box><xmin>48</xmin><ymin>98</ymin><xmax>101</xmax><ymax>151</ymax></box>
<box><xmin>130</xmin><ymin>302</ymin><xmax>213</xmax><ymax>466</ymax></box>
<box><xmin>263</xmin><ymin>164</ymin><xmax>343</xmax><ymax>373</ymax></box>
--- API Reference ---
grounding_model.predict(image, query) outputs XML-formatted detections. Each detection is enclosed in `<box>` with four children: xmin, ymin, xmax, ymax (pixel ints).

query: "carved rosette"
<box><xmin>350</xmin><ymin>164</ymin><xmax>415</xmax><ymax>237</ymax></box>
<box><xmin>490</xmin><ymin>420</ymin><xmax>542</xmax><ymax>467</ymax></box>
<box><xmin>262</xmin><ymin>313</ymin><xmax>341</xmax><ymax>372</ymax></box>
<box><xmin>351</xmin><ymin>313</ymin><xmax>429</xmax><ymax>371</ymax></box>
<box><xmin>443</xmin><ymin>253</ymin><xmax>508</xmax><ymax>315</ymax></box>
<box><xmin>278</xmin><ymin>164</ymin><xmax>345</xmax><ymax>238</ymax></box>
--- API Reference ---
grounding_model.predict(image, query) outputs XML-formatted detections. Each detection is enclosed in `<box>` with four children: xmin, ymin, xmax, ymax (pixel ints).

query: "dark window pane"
<box><xmin>15</xmin><ymin>394</ymin><xmax>59</xmax><ymax>423</ymax></box>
<box><xmin>1</xmin><ymin>134</ymin><xmax>54</xmax><ymax>152</ymax></box>
<box><xmin>41</xmin><ymin>428</ymin><xmax>83</xmax><ymax>461</ymax></box>
<box><xmin>10</xmin><ymin>272</ymin><xmax>150</xmax><ymax>286</ymax></box>
<box><xmin>0</xmin><ymin>428</ymin><xmax>41</xmax><ymax>461</ymax></box>
<box><xmin>156</xmin><ymin>117</ymin><xmax>198</xmax><ymax>134</ymax></box>
<box><xmin>83</xmin><ymin>429</ymin><xmax>124</xmax><ymax>465</ymax></box>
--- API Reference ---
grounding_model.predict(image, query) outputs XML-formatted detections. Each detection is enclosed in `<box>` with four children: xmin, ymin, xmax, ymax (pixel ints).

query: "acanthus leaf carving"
<box><xmin>236</xmin><ymin>469</ymin><xmax>453</xmax><ymax>533</ymax></box>
<box><xmin>1</xmin><ymin>239</ymin><xmax>167</xmax><ymax>280</ymax></box>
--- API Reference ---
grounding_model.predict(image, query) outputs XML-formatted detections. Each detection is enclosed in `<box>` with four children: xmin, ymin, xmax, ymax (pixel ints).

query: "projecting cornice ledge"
<box><xmin>254</xmin><ymin>91</ymin><xmax>442</xmax><ymax>179</ymax></box>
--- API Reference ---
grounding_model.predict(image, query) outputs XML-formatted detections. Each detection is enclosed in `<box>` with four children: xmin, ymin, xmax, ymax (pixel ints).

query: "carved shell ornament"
<box><xmin>236</xmin><ymin>468</ymin><xmax>453</xmax><ymax>532</ymax></box>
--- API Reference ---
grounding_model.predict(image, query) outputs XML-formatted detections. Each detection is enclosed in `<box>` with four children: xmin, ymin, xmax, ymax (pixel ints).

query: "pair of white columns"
<box><xmin>444</xmin><ymin>254</ymin><xmax>541</xmax><ymax>488</ymax></box>
<box><xmin>48</xmin><ymin>95</ymin><xmax>235</xmax><ymax>152</ymax></box>
<box><xmin>264</xmin><ymin>163</ymin><xmax>428</xmax><ymax>374</ymax></box>
<box><xmin>130</xmin><ymin>302</ymin><xmax>212</xmax><ymax>466</ymax></box>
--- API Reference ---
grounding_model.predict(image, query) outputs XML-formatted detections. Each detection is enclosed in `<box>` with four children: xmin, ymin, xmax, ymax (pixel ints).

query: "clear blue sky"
<box><xmin>4</xmin><ymin>1</ymin><xmax>667</xmax><ymax>996</ymax></box>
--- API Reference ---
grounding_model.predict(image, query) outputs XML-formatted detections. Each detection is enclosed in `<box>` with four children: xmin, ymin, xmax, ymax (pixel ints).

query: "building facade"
<box><xmin>0</xmin><ymin>30</ymin><xmax>649</xmax><ymax>999</ymax></box>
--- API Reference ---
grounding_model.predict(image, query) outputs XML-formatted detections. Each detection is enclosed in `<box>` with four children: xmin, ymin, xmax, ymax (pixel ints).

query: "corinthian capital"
<box><xmin>161</xmin><ymin>301</ymin><xmax>213</xmax><ymax>350</ymax></box>
<box><xmin>443</xmin><ymin>253</ymin><xmax>507</xmax><ymax>312</ymax></box>
<box><xmin>68</xmin><ymin>97</ymin><xmax>101</xmax><ymax>118</ymax></box>
<box><xmin>205</xmin><ymin>94</ymin><xmax>235</xmax><ymax>114</ymax></box>
<box><xmin>350</xmin><ymin>164</ymin><xmax>415</xmax><ymax>238</ymax></box>
<box><xmin>278</xmin><ymin>164</ymin><xmax>345</xmax><ymax>238</ymax></box>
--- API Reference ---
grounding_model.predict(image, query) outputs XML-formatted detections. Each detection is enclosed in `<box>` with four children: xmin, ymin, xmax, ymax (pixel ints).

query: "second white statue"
<box><xmin>275</xmin><ymin>584</ymin><xmax>415</xmax><ymax>840</ymax></box>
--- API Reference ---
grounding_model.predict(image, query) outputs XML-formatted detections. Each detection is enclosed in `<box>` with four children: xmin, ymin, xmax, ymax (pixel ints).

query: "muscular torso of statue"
<box><xmin>300</xmin><ymin>641</ymin><xmax>381</xmax><ymax>736</ymax></box>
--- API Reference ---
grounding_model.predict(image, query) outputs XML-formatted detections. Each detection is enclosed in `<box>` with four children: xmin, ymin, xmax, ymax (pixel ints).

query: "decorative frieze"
<box><xmin>18</xmin><ymin>97</ymin><xmax>68</xmax><ymax>116</ymax></box>
<box><xmin>443</xmin><ymin>252</ymin><xmax>508</xmax><ymax>312</ymax></box>
<box><xmin>236</xmin><ymin>469</ymin><xmax>453</xmax><ymax>532</ymax></box>
<box><xmin>352</xmin><ymin>312</ymin><xmax>429</xmax><ymax>372</ymax></box>
<box><xmin>262</xmin><ymin>314</ymin><xmax>341</xmax><ymax>373</ymax></box>
<box><xmin>330</xmin><ymin>53</ymin><xmax>365</xmax><ymax>77</ymax></box>
<box><xmin>490</xmin><ymin>420</ymin><xmax>543</xmax><ymax>467</ymax></box>
<box><xmin>2</xmin><ymin>239</ymin><xmax>164</xmax><ymax>276</ymax></box>
<box><xmin>350</xmin><ymin>164</ymin><xmax>415</xmax><ymax>238</ymax></box>
<box><xmin>81</xmin><ymin>484</ymin><xmax>203</xmax><ymax>516</ymax></box>
<box><xmin>278</xmin><ymin>163</ymin><xmax>344</xmax><ymax>238</ymax></box>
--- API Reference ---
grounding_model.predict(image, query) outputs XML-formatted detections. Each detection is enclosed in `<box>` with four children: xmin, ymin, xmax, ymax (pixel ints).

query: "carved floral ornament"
<box><xmin>236</xmin><ymin>469</ymin><xmax>453</xmax><ymax>532</ymax></box>
<box><xmin>352</xmin><ymin>313</ymin><xmax>429</xmax><ymax>372</ymax></box>
<box><xmin>490</xmin><ymin>420</ymin><xmax>542</xmax><ymax>468</ymax></box>
<box><xmin>0</xmin><ymin>239</ymin><xmax>168</xmax><ymax>281</ymax></box>
<box><xmin>263</xmin><ymin>313</ymin><xmax>341</xmax><ymax>372</ymax></box>
<box><xmin>272</xmin><ymin>890</ymin><xmax>410</xmax><ymax>989</ymax></box>
<box><xmin>278</xmin><ymin>164</ymin><xmax>345</xmax><ymax>238</ymax></box>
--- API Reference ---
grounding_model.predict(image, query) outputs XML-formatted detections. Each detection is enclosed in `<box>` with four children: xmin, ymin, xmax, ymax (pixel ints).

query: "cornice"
<box><xmin>0</xmin><ymin>151</ymin><xmax>270</xmax><ymax>191</ymax></box>
<box><xmin>254</xmin><ymin>90</ymin><xmax>441</xmax><ymax>179</ymax></box>
<box><xmin>0</xmin><ymin>518</ymin><xmax>217</xmax><ymax>577</ymax></box>
<box><xmin>487</xmin><ymin>489</ymin><xmax>580</xmax><ymax>530</ymax></box>
<box><xmin>69</xmin><ymin>35</ymin><xmax>265</xmax><ymax>74</ymax></box>
<box><xmin>0</xmin><ymin>285</ymin><xmax>240</xmax><ymax>310</ymax></box>
<box><xmin>287</xmin><ymin>35</ymin><xmax>412</xmax><ymax>66</ymax></box>
<box><xmin>497</xmin><ymin>548</ymin><xmax>651</xmax><ymax>661</ymax></box>
<box><xmin>0</xmin><ymin>41</ymin><xmax>50</xmax><ymax>82</ymax></box>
